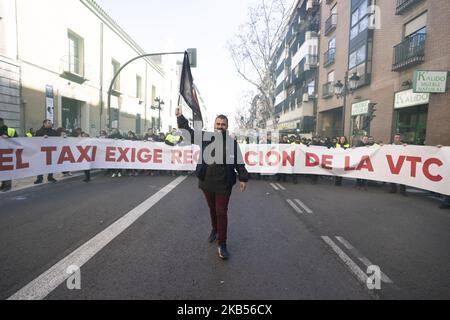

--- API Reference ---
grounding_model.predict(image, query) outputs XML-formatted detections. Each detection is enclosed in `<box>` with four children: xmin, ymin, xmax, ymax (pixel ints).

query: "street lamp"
<box><xmin>334</xmin><ymin>71</ymin><xmax>360</xmax><ymax>136</ymax></box>
<box><xmin>151</xmin><ymin>97</ymin><xmax>164</xmax><ymax>132</ymax></box>
<box><xmin>106</xmin><ymin>49</ymin><xmax>197</xmax><ymax>131</ymax></box>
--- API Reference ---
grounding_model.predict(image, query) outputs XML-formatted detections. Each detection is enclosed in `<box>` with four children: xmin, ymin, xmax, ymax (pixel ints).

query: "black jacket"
<box><xmin>35</xmin><ymin>126</ymin><xmax>58</xmax><ymax>137</ymax></box>
<box><xmin>177</xmin><ymin>115</ymin><xmax>249</xmax><ymax>189</ymax></box>
<box><xmin>0</xmin><ymin>125</ymin><xmax>18</xmax><ymax>137</ymax></box>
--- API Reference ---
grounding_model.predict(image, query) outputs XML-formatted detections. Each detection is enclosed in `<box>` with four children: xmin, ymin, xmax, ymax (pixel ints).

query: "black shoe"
<box><xmin>439</xmin><ymin>203</ymin><xmax>450</xmax><ymax>210</ymax></box>
<box><xmin>34</xmin><ymin>179</ymin><xmax>43</xmax><ymax>185</ymax></box>
<box><xmin>48</xmin><ymin>177</ymin><xmax>57</xmax><ymax>183</ymax></box>
<box><xmin>218</xmin><ymin>243</ymin><xmax>229</xmax><ymax>260</ymax></box>
<box><xmin>83</xmin><ymin>178</ymin><xmax>91</xmax><ymax>183</ymax></box>
<box><xmin>208</xmin><ymin>230</ymin><xmax>217</xmax><ymax>243</ymax></box>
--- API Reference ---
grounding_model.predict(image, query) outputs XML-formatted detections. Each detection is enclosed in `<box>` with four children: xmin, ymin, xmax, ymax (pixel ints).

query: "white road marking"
<box><xmin>294</xmin><ymin>199</ymin><xmax>313</xmax><ymax>214</ymax></box>
<box><xmin>335</xmin><ymin>236</ymin><xmax>393</xmax><ymax>283</ymax></box>
<box><xmin>7</xmin><ymin>176</ymin><xmax>187</xmax><ymax>300</ymax></box>
<box><xmin>286</xmin><ymin>199</ymin><xmax>303</xmax><ymax>214</ymax></box>
<box><xmin>275</xmin><ymin>183</ymin><xmax>286</xmax><ymax>190</ymax></box>
<box><xmin>270</xmin><ymin>183</ymin><xmax>279</xmax><ymax>191</ymax></box>
<box><xmin>321</xmin><ymin>236</ymin><xmax>368</xmax><ymax>285</ymax></box>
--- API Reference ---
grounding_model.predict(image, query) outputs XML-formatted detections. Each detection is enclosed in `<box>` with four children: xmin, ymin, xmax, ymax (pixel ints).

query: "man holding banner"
<box><xmin>176</xmin><ymin>107</ymin><xmax>249</xmax><ymax>260</ymax></box>
<box><xmin>178</xmin><ymin>51</ymin><xmax>249</xmax><ymax>259</ymax></box>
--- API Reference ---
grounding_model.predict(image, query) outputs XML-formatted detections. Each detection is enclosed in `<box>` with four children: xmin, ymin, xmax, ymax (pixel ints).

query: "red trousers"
<box><xmin>202</xmin><ymin>190</ymin><xmax>231</xmax><ymax>245</ymax></box>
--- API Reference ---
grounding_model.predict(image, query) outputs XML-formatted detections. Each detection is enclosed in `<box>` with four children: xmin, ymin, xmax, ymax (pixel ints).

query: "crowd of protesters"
<box><xmin>237</xmin><ymin>131</ymin><xmax>450</xmax><ymax>209</ymax></box>
<box><xmin>0</xmin><ymin>118</ymin><xmax>187</xmax><ymax>188</ymax></box>
<box><xmin>1</xmin><ymin>117</ymin><xmax>449</xmax><ymax>209</ymax></box>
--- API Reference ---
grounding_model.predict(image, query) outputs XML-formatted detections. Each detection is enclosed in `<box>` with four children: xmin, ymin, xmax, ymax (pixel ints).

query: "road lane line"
<box><xmin>286</xmin><ymin>199</ymin><xmax>303</xmax><ymax>214</ymax></box>
<box><xmin>8</xmin><ymin>176</ymin><xmax>187</xmax><ymax>300</ymax></box>
<box><xmin>275</xmin><ymin>183</ymin><xmax>286</xmax><ymax>190</ymax></box>
<box><xmin>294</xmin><ymin>199</ymin><xmax>313</xmax><ymax>214</ymax></box>
<box><xmin>335</xmin><ymin>236</ymin><xmax>393</xmax><ymax>283</ymax></box>
<box><xmin>270</xmin><ymin>183</ymin><xmax>279</xmax><ymax>191</ymax></box>
<box><xmin>321</xmin><ymin>236</ymin><xmax>368</xmax><ymax>285</ymax></box>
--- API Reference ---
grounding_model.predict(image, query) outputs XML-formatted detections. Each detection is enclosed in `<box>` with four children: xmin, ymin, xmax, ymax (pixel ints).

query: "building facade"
<box><xmin>0</xmin><ymin>0</ymin><xmax>200</xmax><ymax>137</ymax></box>
<box><xmin>317</xmin><ymin>0</ymin><xmax>450</xmax><ymax>145</ymax></box>
<box><xmin>269</xmin><ymin>0</ymin><xmax>321</xmax><ymax>137</ymax></box>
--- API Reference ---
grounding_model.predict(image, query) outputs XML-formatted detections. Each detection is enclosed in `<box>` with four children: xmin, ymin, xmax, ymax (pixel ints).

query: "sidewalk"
<box><xmin>2</xmin><ymin>171</ymin><xmax>95</xmax><ymax>194</ymax></box>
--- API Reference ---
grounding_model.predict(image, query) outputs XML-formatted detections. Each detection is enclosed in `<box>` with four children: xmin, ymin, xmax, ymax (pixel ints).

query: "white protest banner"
<box><xmin>1</xmin><ymin>138</ymin><xmax>449</xmax><ymax>195</ymax></box>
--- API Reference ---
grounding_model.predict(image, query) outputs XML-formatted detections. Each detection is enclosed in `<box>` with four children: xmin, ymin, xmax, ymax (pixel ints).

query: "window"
<box><xmin>350</xmin><ymin>0</ymin><xmax>370</xmax><ymax>40</ymax></box>
<box><xmin>331</xmin><ymin>4</ymin><xmax>337</xmax><ymax>15</ymax></box>
<box><xmin>112</xmin><ymin>59</ymin><xmax>120</xmax><ymax>91</ymax></box>
<box><xmin>136</xmin><ymin>75</ymin><xmax>142</xmax><ymax>99</ymax></box>
<box><xmin>307</xmin><ymin>80</ymin><xmax>315</xmax><ymax>96</ymax></box>
<box><xmin>328</xmin><ymin>37</ymin><xmax>336</xmax><ymax>49</ymax></box>
<box><xmin>404</xmin><ymin>12</ymin><xmax>427</xmax><ymax>38</ymax></box>
<box><xmin>327</xmin><ymin>70</ymin><xmax>335</xmax><ymax>83</ymax></box>
<box><xmin>68</xmin><ymin>31</ymin><xmax>84</xmax><ymax>75</ymax></box>
<box><xmin>349</xmin><ymin>44</ymin><xmax>366</xmax><ymax>69</ymax></box>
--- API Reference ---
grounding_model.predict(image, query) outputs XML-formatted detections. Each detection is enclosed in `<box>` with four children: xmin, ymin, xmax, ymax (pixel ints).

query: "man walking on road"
<box><xmin>176</xmin><ymin>107</ymin><xmax>248</xmax><ymax>260</ymax></box>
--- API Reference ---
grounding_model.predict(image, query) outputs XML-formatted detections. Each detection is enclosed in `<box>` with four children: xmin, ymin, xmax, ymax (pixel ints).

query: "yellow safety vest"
<box><xmin>7</xmin><ymin>127</ymin><xmax>16</xmax><ymax>137</ymax></box>
<box><xmin>336</xmin><ymin>143</ymin><xmax>350</xmax><ymax>149</ymax></box>
<box><xmin>26</xmin><ymin>132</ymin><xmax>33</xmax><ymax>137</ymax></box>
<box><xmin>165</xmin><ymin>134</ymin><xmax>180</xmax><ymax>145</ymax></box>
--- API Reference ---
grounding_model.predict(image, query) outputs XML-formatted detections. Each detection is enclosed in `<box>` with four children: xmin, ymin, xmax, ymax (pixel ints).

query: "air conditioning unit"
<box><xmin>303</xmin><ymin>93</ymin><xmax>309</xmax><ymax>102</ymax></box>
<box><xmin>306</xmin><ymin>0</ymin><xmax>313</xmax><ymax>10</ymax></box>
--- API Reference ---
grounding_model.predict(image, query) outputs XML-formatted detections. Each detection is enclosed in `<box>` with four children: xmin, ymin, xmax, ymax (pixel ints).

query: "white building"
<box><xmin>0</xmin><ymin>0</ymin><xmax>201</xmax><ymax>137</ymax></box>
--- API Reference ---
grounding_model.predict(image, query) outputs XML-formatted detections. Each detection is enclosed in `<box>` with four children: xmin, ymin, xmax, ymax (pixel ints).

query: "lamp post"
<box><xmin>334</xmin><ymin>71</ymin><xmax>360</xmax><ymax>136</ymax></box>
<box><xmin>106</xmin><ymin>49</ymin><xmax>196</xmax><ymax>131</ymax></box>
<box><xmin>151</xmin><ymin>97</ymin><xmax>164</xmax><ymax>132</ymax></box>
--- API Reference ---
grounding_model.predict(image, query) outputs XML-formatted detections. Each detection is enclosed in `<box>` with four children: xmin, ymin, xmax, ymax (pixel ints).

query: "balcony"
<box><xmin>396</xmin><ymin>0</ymin><xmax>424</xmax><ymax>15</ymax></box>
<box><xmin>392</xmin><ymin>33</ymin><xmax>426</xmax><ymax>71</ymax></box>
<box><xmin>305</xmin><ymin>54</ymin><xmax>318</xmax><ymax>69</ymax></box>
<box><xmin>306</xmin><ymin>0</ymin><xmax>319</xmax><ymax>11</ymax></box>
<box><xmin>323</xmin><ymin>48</ymin><xmax>336</xmax><ymax>67</ymax></box>
<box><xmin>322</xmin><ymin>82</ymin><xmax>334</xmax><ymax>99</ymax></box>
<box><xmin>59</xmin><ymin>56</ymin><xmax>87</xmax><ymax>84</ymax></box>
<box><xmin>324</xmin><ymin>14</ymin><xmax>337</xmax><ymax>36</ymax></box>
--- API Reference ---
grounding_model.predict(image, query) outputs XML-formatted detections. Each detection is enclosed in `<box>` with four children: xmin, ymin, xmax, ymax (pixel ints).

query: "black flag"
<box><xmin>179</xmin><ymin>51</ymin><xmax>202</xmax><ymax>121</ymax></box>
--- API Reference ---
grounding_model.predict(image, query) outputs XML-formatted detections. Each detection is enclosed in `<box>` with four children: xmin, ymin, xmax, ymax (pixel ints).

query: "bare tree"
<box><xmin>228</xmin><ymin>0</ymin><xmax>294</xmax><ymax>125</ymax></box>
<box><xmin>235</xmin><ymin>90</ymin><xmax>258</xmax><ymax>129</ymax></box>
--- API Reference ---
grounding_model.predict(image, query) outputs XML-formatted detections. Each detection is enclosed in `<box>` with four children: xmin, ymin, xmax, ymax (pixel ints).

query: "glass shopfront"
<box><xmin>395</xmin><ymin>104</ymin><xmax>428</xmax><ymax>145</ymax></box>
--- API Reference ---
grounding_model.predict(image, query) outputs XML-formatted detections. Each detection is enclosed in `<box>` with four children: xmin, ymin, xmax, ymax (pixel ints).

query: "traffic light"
<box><xmin>362</xmin><ymin>103</ymin><xmax>377</xmax><ymax>131</ymax></box>
<box><xmin>367</xmin><ymin>103</ymin><xmax>377</xmax><ymax>121</ymax></box>
<box><xmin>187</xmin><ymin>48</ymin><xmax>197</xmax><ymax>68</ymax></box>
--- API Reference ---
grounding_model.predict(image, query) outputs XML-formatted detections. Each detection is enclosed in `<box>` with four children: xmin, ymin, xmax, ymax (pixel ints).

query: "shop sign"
<box><xmin>394</xmin><ymin>89</ymin><xmax>429</xmax><ymax>109</ymax></box>
<box><xmin>413</xmin><ymin>71</ymin><xmax>448</xmax><ymax>93</ymax></box>
<box><xmin>351</xmin><ymin>100</ymin><xmax>370</xmax><ymax>116</ymax></box>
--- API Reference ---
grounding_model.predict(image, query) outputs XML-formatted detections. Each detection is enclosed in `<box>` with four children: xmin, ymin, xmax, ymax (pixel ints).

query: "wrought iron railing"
<box><xmin>392</xmin><ymin>33</ymin><xmax>426</xmax><ymax>71</ymax></box>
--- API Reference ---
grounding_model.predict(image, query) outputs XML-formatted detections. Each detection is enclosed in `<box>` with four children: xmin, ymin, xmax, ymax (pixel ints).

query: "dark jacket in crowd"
<box><xmin>0</xmin><ymin>125</ymin><xmax>18</xmax><ymax>137</ymax></box>
<box><xmin>35</xmin><ymin>126</ymin><xmax>58</xmax><ymax>137</ymax></box>
<box><xmin>356</xmin><ymin>140</ymin><xmax>369</xmax><ymax>147</ymax></box>
<box><xmin>177</xmin><ymin>114</ymin><xmax>249</xmax><ymax>194</ymax></box>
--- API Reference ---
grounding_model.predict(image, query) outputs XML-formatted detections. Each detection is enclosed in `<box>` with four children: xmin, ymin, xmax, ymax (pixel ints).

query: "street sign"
<box><xmin>413</xmin><ymin>70</ymin><xmax>448</xmax><ymax>93</ymax></box>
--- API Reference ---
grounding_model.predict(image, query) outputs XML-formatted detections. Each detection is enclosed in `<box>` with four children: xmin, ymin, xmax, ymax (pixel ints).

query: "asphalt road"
<box><xmin>0</xmin><ymin>172</ymin><xmax>449</xmax><ymax>300</ymax></box>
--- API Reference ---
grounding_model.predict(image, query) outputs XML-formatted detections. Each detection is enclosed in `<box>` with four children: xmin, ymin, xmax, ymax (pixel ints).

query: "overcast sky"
<box><xmin>95</xmin><ymin>0</ymin><xmax>266</xmax><ymax>130</ymax></box>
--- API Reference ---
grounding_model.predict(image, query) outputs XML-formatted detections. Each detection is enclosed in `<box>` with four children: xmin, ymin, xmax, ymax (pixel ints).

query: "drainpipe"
<box><xmin>99</xmin><ymin>22</ymin><xmax>104</xmax><ymax>132</ymax></box>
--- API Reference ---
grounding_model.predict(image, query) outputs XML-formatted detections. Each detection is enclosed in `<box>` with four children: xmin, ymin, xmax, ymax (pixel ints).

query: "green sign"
<box><xmin>413</xmin><ymin>71</ymin><xmax>448</xmax><ymax>93</ymax></box>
